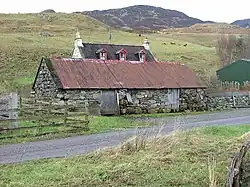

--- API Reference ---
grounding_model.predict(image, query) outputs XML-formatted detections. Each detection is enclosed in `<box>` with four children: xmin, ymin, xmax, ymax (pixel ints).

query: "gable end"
<box><xmin>32</xmin><ymin>58</ymin><xmax>61</xmax><ymax>97</ymax></box>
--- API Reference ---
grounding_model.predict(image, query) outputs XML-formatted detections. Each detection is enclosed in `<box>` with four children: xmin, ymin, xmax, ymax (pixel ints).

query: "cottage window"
<box><xmin>100</xmin><ymin>52</ymin><xmax>106</xmax><ymax>60</ymax></box>
<box><xmin>96</xmin><ymin>48</ymin><xmax>107</xmax><ymax>60</ymax></box>
<box><xmin>116</xmin><ymin>48</ymin><xmax>127</xmax><ymax>61</ymax></box>
<box><xmin>120</xmin><ymin>53</ymin><xmax>126</xmax><ymax>61</ymax></box>
<box><xmin>139</xmin><ymin>51</ymin><xmax>146</xmax><ymax>62</ymax></box>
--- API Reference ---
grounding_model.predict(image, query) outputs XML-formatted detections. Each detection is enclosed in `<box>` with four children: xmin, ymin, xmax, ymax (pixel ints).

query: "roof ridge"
<box><xmin>157</xmin><ymin>61</ymin><xmax>186</xmax><ymax>65</ymax></box>
<box><xmin>82</xmin><ymin>42</ymin><xmax>144</xmax><ymax>47</ymax></box>
<box><xmin>52</xmin><ymin>58</ymin><xmax>186</xmax><ymax>65</ymax></box>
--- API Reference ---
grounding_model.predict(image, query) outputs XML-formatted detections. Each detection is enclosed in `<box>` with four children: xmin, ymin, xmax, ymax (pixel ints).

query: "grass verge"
<box><xmin>0</xmin><ymin>116</ymin><xmax>152</xmax><ymax>145</ymax></box>
<box><xmin>0</xmin><ymin>110</ymin><xmax>229</xmax><ymax>145</ymax></box>
<box><xmin>1</xmin><ymin>125</ymin><xmax>250</xmax><ymax>187</ymax></box>
<box><xmin>124</xmin><ymin>110</ymin><xmax>230</xmax><ymax>118</ymax></box>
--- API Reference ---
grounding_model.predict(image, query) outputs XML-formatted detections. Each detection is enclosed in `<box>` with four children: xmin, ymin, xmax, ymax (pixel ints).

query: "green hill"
<box><xmin>0</xmin><ymin>13</ymin><xmax>219</xmax><ymax>94</ymax></box>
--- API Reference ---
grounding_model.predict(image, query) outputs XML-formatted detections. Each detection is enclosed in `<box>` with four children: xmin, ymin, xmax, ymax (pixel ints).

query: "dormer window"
<box><xmin>96</xmin><ymin>48</ymin><xmax>107</xmax><ymax>60</ymax></box>
<box><xmin>136</xmin><ymin>49</ymin><xmax>146</xmax><ymax>62</ymax></box>
<box><xmin>120</xmin><ymin>53</ymin><xmax>126</xmax><ymax>60</ymax></box>
<box><xmin>116</xmin><ymin>48</ymin><xmax>127</xmax><ymax>61</ymax></box>
<box><xmin>100</xmin><ymin>52</ymin><xmax>106</xmax><ymax>60</ymax></box>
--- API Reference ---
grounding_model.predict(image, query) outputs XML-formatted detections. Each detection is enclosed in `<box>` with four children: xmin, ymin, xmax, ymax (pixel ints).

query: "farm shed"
<box><xmin>217</xmin><ymin>59</ymin><xmax>250</xmax><ymax>86</ymax></box>
<box><xmin>32</xmin><ymin>57</ymin><xmax>207</xmax><ymax>115</ymax></box>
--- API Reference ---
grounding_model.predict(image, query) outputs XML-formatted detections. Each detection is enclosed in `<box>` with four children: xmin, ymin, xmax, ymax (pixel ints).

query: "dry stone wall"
<box><xmin>55</xmin><ymin>90</ymin><xmax>101</xmax><ymax>115</ymax></box>
<box><xmin>179</xmin><ymin>89</ymin><xmax>208</xmax><ymax>111</ymax></box>
<box><xmin>118</xmin><ymin>89</ymin><xmax>175</xmax><ymax>114</ymax></box>
<box><xmin>118</xmin><ymin>88</ymin><xmax>208</xmax><ymax>114</ymax></box>
<box><xmin>208</xmin><ymin>91</ymin><xmax>250</xmax><ymax>111</ymax></box>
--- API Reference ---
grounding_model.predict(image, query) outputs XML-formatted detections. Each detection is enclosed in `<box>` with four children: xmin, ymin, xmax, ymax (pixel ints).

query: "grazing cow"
<box><xmin>170</xmin><ymin>42</ymin><xmax>176</xmax><ymax>45</ymax></box>
<box><xmin>183</xmin><ymin>44</ymin><xmax>187</xmax><ymax>47</ymax></box>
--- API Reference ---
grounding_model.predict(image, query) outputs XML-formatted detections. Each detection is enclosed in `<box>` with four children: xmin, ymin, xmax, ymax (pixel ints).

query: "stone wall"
<box><xmin>118</xmin><ymin>89</ymin><xmax>176</xmax><ymax>114</ymax></box>
<box><xmin>208</xmin><ymin>91</ymin><xmax>250</xmax><ymax>110</ymax></box>
<box><xmin>118</xmin><ymin>88</ymin><xmax>207</xmax><ymax>114</ymax></box>
<box><xmin>55</xmin><ymin>90</ymin><xmax>101</xmax><ymax>115</ymax></box>
<box><xmin>33</xmin><ymin>61</ymin><xmax>58</xmax><ymax>97</ymax></box>
<box><xmin>179</xmin><ymin>89</ymin><xmax>208</xmax><ymax>111</ymax></box>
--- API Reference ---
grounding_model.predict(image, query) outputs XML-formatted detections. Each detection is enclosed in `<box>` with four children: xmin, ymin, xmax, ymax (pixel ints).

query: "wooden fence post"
<box><xmin>49</xmin><ymin>99</ymin><xmax>52</xmax><ymax>115</ymax></box>
<box><xmin>232</xmin><ymin>92</ymin><xmax>236</xmax><ymax>108</ymax></box>
<box><xmin>64</xmin><ymin>101</ymin><xmax>68</xmax><ymax>125</ymax></box>
<box><xmin>19</xmin><ymin>93</ymin><xmax>22</xmax><ymax>116</ymax></box>
<box><xmin>248</xmin><ymin>92</ymin><xmax>250</xmax><ymax>107</ymax></box>
<box><xmin>9</xmin><ymin>92</ymin><xmax>19</xmax><ymax>128</ymax></box>
<box><xmin>84</xmin><ymin>99</ymin><xmax>89</xmax><ymax>122</ymax></box>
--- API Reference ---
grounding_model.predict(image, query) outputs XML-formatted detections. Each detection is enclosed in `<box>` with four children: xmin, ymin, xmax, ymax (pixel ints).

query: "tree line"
<box><xmin>216</xmin><ymin>33</ymin><xmax>250</xmax><ymax>67</ymax></box>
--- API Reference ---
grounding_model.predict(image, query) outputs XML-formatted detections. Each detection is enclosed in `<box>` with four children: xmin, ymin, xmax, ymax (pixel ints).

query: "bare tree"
<box><xmin>216</xmin><ymin>34</ymin><xmax>236</xmax><ymax>67</ymax></box>
<box><xmin>241</xmin><ymin>32</ymin><xmax>250</xmax><ymax>59</ymax></box>
<box><xmin>231</xmin><ymin>32</ymin><xmax>250</xmax><ymax>61</ymax></box>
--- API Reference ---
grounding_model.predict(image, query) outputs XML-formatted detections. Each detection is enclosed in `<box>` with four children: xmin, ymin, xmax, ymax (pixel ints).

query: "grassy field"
<box><xmin>1</xmin><ymin>125</ymin><xmax>250</xmax><ymax>187</ymax></box>
<box><xmin>0</xmin><ymin>13</ymin><xmax>220</xmax><ymax>93</ymax></box>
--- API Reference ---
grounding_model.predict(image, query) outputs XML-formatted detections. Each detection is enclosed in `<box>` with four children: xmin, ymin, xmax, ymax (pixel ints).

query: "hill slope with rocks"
<box><xmin>82</xmin><ymin>5</ymin><xmax>213</xmax><ymax>30</ymax></box>
<box><xmin>232</xmin><ymin>19</ymin><xmax>250</xmax><ymax>28</ymax></box>
<box><xmin>162</xmin><ymin>23</ymin><xmax>250</xmax><ymax>34</ymax></box>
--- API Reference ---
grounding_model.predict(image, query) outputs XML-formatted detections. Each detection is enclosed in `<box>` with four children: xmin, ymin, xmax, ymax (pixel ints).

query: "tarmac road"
<box><xmin>1</xmin><ymin>109</ymin><xmax>250</xmax><ymax>164</ymax></box>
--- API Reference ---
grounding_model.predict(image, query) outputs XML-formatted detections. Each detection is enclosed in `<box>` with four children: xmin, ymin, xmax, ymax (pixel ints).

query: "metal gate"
<box><xmin>100</xmin><ymin>90</ymin><xmax>119</xmax><ymax>115</ymax></box>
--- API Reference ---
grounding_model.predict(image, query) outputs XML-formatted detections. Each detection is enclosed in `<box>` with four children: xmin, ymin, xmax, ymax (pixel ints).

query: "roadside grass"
<box><xmin>0</xmin><ymin>110</ymin><xmax>218</xmax><ymax>145</ymax></box>
<box><xmin>124</xmin><ymin>110</ymin><xmax>229</xmax><ymax>118</ymax></box>
<box><xmin>0</xmin><ymin>109</ymin><xmax>231</xmax><ymax>145</ymax></box>
<box><xmin>0</xmin><ymin>13</ymin><xmax>219</xmax><ymax>93</ymax></box>
<box><xmin>1</xmin><ymin>125</ymin><xmax>250</xmax><ymax>187</ymax></box>
<box><xmin>0</xmin><ymin>116</ymin><xmax>152</xmax><ymax>145</ymax></box>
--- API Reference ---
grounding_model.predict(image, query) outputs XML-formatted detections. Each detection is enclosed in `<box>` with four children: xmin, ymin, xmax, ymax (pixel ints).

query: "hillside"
<box><xmin>232</xmin><ymin>19</ymin><xmax>250</xmax><ymax>28</ymax></box>
<box><xmin>0</xmin><ymin>12</ymin><xmax>219</xmax><ymax>94</ymax></box>
<box><xmin>162</xmin><ymin>23</ymin><xmax>250</xmax><ymax>34</ymax></box>
<box><xmin>82</xmin><ymin>5</ymin><xmax>211</xmax><ymax>30</ymax></box>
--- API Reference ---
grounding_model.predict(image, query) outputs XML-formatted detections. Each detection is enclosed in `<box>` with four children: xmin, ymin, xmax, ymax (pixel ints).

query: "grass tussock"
<box><xmin>1</xmin><ymin>125</ymin><xmax>250</xmax><ymax>187</ymax></box>
<box><xmin>208</xmin><ymin>156</ymin><xmax>217</xmax><ymax>187</ymax></box>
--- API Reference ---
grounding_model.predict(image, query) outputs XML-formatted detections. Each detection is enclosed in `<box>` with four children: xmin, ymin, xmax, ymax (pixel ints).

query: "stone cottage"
<box><xmin>72</xmin><ymin>31</ymin><xmax>157</xmax><ymax>62</ymax></box>
<box><xmin>32</xmin><ymin>31</ymin><xmax>207</xmax><ymax>115</ymax></box>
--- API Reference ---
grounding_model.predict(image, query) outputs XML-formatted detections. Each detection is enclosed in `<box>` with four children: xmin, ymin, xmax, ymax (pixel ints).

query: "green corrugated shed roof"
<box><xmin>216</xmin><ymin>59</ymin><xmax>250</xmax><ymax>85</ymax></box>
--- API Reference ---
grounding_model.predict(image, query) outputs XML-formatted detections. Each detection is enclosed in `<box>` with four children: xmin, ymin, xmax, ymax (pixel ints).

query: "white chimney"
<box><xmin>143</xmin><ymin>37</ymin><xmax>150</xmax><ymax>50</ymax></box>
<box><xmin>74</xmin><ymin>30</ymin><xmax>83</xmax><ymax>48</ymax></box>
<box><xmin>72</xmin><ymin>30</ymin><xmax>84</xmax><ymax>58</ymax></box>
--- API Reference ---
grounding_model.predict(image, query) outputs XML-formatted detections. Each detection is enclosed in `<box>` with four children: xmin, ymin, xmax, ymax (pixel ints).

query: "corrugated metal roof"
<box><xmin>46</xmin><ymin>57</ymin><xmax>206</xmax><ymax>89</ymax></box>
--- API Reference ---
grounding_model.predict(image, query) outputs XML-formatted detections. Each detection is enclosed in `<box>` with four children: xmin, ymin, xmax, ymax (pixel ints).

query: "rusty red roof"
<box><xmin>42</xmin><ymin>57</ymin><xmax>206</xmax><ymax>89</ymax></box>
